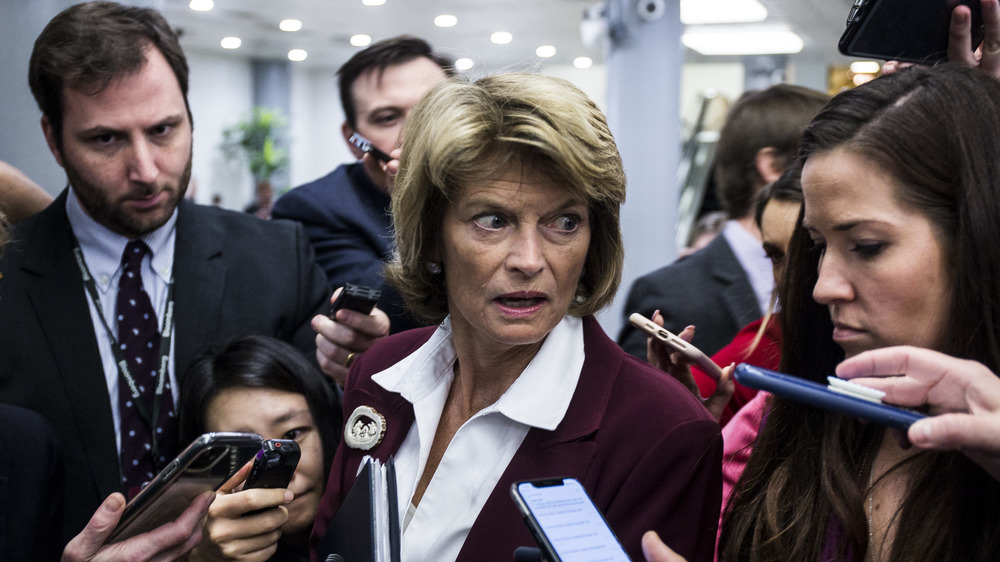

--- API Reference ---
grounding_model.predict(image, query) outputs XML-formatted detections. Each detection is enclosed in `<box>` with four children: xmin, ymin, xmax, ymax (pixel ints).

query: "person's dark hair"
<box><xmin>28</xmin><ymin>1</ymin><xmax>191</xmax><ymax>150</ymax></box>
<box><xmin>179</xmin><ymin>336</ymin><xmax>341</xmax><ymax>478</ymax></box>
<box><xmin>337</xmin><ymin>35</ymin><xmax>454</xmax><ymax>129</ymax></box>
<box><xmin>721</xmin><ymin>64</ymin><xmax>1000</xmax><ymax>561</ymax></box>
<box><xmin>714</xmin><ymin>84</ymin><xmax>828</xmax><ymax>219</ymax></box>
<box><xmin>752</xmin><ymin>159</ymin><xmax>804</xmax><ymax>230</ymax></box>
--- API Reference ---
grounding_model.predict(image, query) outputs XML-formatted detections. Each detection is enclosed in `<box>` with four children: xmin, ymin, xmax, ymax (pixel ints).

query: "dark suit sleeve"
<box><xmin>0</xmin><ymin>405</ymin><xmax>65</xmax><ymax>560</ymax></box>
<box><xmin>617</xmin><ymin>271</ymin><xmax>678</xmax><ymax>359</ymax></box>
<box><xmin>273</xmin><ymin>189</ymin><xmax>388</xmax><ymax>292</ymax></box>
<box><xmin>287</xmin><ymin>219</ymin><xmax>335</xmax><ymax>356</ymax></box>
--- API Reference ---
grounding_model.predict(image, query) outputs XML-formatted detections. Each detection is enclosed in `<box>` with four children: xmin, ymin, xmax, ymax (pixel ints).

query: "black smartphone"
<box><xmin>839</xmin><ymin>0</ymin><xmax>985</xmax><ymax>64</ymax></box>
<box><xmin>244</xmin><ymin>439</ymin><xmax>300</xmax><ymax>489</ymax></box>
<box><xmin>733</xmin><ymin>363</ymin><xmax>927</xmax><ymax>430</ymax></box>
<box><xmin>106</xmin><ymin>432</ymin><xmax>263</xmax><ymax>543</ymax></box>
<box><xmin>510</xmin><ymin>478</ymin><xmax>631</xmax><ymax>562</ymax></box>
<box><xmin>329</xmin><ymin>283</ymin><xmax>381</xmax><ymax>317</ymax></box>
<box><xmin>348</xmin><ymin>132</ymin><xmax>392</xmax><ymax>163</ymax></box>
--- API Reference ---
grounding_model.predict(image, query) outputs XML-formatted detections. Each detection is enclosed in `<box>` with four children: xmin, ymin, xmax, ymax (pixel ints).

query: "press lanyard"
<box><xmin>71</xmin><ymin>241</ymin><xmax>175</xmax><ymax>465</ymax></box>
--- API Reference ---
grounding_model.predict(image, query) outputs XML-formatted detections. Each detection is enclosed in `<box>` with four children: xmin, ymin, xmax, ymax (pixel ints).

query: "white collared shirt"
<box><xmin>721</xmin><ymin>220</ymin><xmax>773</xmax><ymax>315</ymax></box>
<box><xmin>65</xmin><ymin>188</ymin><xmax>179</xmax><ymax>454</ymax></box>
<box><xmin>372</xmin><ymin>315</ymin><xmax>586</xmax><ymax>562</ymax></box>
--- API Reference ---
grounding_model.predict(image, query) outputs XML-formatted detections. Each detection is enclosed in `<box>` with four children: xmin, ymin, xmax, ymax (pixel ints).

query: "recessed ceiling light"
<box><xmin>350</xmin><ymin>34</ymin><xmax>372</xmax><ymax>47</ymax></box>
<box><xmin>680</xmin><ymin>0</ymin><xmax>767</xmax><ymax>24</ymax></box>
<box><xmin>279</xmin><ymin>19</ymin><xmax>302</xmax><ymax>32</ymax></box>
<box><xmin>491</xmin><ymin>32</ymin><xmax>513</xmax><ymax>45</ymax></box>
<box><xmin>850</xmin><ymin>61</ymin><xmax>881</xmax><ymax>74</ymax></box>
<box><xmin>434</xmin><ymin>14</ymin><xmax>458</xmax><ymax>28</ymax></box>
<box><xmin>362</xmin><ymin>0</ymin><xmax>386</xmax><ymax>5</ymax></box>
<box><xmin>455</xmin><ymin>58</ymin><xmax>474</xmax><ymax>71</ymax></box>
<box><xmin>288</xmin><ymin>49</ymin><xmax>308</xmax><ymax>62</ymax></box>
<box><xmin>189</xmin><ymin>0</ymin><xmax>214</xmax><ymax>12</ymax></box>
<box><xmin>682</xmin><ymin>28</ymin><xmax>803</xmax><ymax>55</ymax></box>
<box><xmin>220</xmin><ymin>36</ymin><xmax>242</xmax><ymax>49</ymax></box>
<box><xmin>574</xmin><ymin>56</ymin><xmax>593</xmax><ymax>69</ymax></box>
<box><xmin>536</xmin><ymin>45</ymin><xmax>557</xmax><ymax>58</ymax></box>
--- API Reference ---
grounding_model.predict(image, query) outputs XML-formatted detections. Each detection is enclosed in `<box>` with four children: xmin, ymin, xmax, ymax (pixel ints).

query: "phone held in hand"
<box><xmin>106</xmin><ymin>432</ymin><xmax>263</xmax><ymax>543</ymax></box>
<box><xmin>244</xmin><ymin>438</ymin><xmax>300</xmax><ymax>490</ymax></box>
<box><xmin>628</xmin><ymin>312</ymin><xmax>725</xmax><ymax>380</ymax></box>
<box><xmin>838</xmin><ymin>0</ymin><xmax>985</xmax><ymax>63</ymax></box>
<box><xmin>329</xmin><ymin>283</ymin><xmax>381</xmax><ymax>317</ymax></box>
<box><xmin>510</xmin><ymin>478</ymin><xmax>631</xmax><ymax>562</ymax></box>
<box><xmin>348</xmin><ymin>132</ymin><xmax>392</xmax><ymax>163</ymax></box>
<box><xmin>733</xmin><ymin>363</ymin><xmax>927</xmax><ymax>430</ymax></box>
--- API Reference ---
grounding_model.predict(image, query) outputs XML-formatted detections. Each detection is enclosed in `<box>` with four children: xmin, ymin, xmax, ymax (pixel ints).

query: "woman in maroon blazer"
<box><xmin>311</xmin><ymin>73</ymin><xmax>722</xmax><ymax>562</ymax></box>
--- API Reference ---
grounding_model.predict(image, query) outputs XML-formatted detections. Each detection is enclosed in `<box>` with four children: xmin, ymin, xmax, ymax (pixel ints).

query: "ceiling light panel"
<box><xmin>682</xmin><ymin>28</ymin><xmax>803</xmax><ymax>55</ymax></box>
<box><xmin>435</xmin><ymin>14</ymin><xmax>458</xmax><ymax>28</ymax></box>
<box><xmin>680</xmin><ymin>0</ymin><xmax>767</xmax><ymax>24</ymax></box>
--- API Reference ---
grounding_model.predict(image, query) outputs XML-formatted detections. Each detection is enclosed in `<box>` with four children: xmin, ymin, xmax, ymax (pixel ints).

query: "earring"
<box><xmin>426</xmin><ymin>262</ymin><xmax>442</xmax><ymax>274</ymax></box>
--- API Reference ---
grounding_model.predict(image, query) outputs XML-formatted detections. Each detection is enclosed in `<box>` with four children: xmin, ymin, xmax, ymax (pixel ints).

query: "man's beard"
<box><xmin>66</xmin><ymin>154</ymin><xmax>191</xmax><ymax>238</ymax></box>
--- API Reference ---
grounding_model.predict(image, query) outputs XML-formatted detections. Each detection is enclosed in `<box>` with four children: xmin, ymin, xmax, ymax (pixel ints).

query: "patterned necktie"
<box><xmin>115</xmin><ymin>240</ymin><xmax>177</xmax><ymax>492</ymax></box>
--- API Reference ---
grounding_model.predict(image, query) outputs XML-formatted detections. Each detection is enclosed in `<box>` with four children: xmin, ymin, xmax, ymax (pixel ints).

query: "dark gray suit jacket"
<box><xmin>0</xmin><ymin>191</ymin><xmax>331</xmax><ymax>546</ymax></box>
<box><xmin>272</xmin><ymin>163</ymin><xmax>423</xmax><ymax>334</ymax></box>
<box><xmin>617</xmin><ymin>234</ymin><xmax>761</xmax><ymax>359</ymax></box>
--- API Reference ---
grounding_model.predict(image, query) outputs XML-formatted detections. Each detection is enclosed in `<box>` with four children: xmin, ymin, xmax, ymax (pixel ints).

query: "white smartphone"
<box><xmin>628</xmin><ymin>312</ymin><xmax>724</xmax><ymax>380</ymax></box>
<box><xmin>510</xmin><ymin>478</ymin><xmax>631</xmax><ymax>562</ymax></box>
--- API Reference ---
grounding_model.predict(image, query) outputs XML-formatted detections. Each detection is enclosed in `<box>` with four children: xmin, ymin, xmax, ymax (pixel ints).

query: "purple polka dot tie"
<box><xmin>116</xmin><ymin>240</ymin><xmax>177</xmax><ymax>492</ymax></box>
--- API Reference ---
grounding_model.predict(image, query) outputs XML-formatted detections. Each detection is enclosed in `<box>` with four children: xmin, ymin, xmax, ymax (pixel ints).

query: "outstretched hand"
<box><xmin>313</xmin><ymin>286</ymin><xmax>391</xmax><ymax>386</ymax></box>
<box><xmin>948</xmin><ymin>0</ymin><xmax>1000</xmax><ymax>78</ymax></box>
<box><xmin>62</xmin><ymin>491</ymin><xmax>214</xmax><ymax>562</ymax></box>
<box><xmin>837</xmin><ymin>346</ymin><xmax>1000</xmax><ymax>481</ymax></box>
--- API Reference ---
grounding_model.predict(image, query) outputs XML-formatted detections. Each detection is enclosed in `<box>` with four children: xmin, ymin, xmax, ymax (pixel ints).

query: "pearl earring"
<box><xmin>426</xmin><ymin>262</ymin><xmax>442</xmax><ymax>274</ymax></box>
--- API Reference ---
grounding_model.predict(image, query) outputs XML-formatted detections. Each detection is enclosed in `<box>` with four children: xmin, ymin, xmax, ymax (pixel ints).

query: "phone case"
<box><xmin>106</xmin><ymin>431</ymin><xmax>263</xmax><ymax>543</ymax></box>
<box><xmin>244</xmin><ymin>439</ymin><xmax>300</xmax><ymax>489</ymax></box>
<box><xmin>330</xmin><ymin>283</ymin><xmax>381</xmax><ymax>316</ymax></box>
<box><xmin>733</xmin><ymin>363</ymin><xmax>926</xmax><ymax>430</ymax></box>
<box><xmin>628</xmin><ymin>312</ymin><xmax>724</xmax><ymax>380</ymax></box>
<box><xmin>839</xmin><ymin>0</ymin><xmax>984</xmax><ymax>63</ymax></box>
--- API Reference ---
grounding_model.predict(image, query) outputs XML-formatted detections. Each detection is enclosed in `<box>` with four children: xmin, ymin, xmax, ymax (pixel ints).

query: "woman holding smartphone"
<box><xmin>179</xmin><ymin>336</ymin><xmax>341</xmax><ymax>562</ymax></box>
<box><xmin>721</xmin><ymin>63</ymin><xmax>1000</xmax><ymax>560</ymax></box>
<box><xmin>643</xmin><ymin>62</ymin><xmax>1000</xmax><ymax>562</ymax></box>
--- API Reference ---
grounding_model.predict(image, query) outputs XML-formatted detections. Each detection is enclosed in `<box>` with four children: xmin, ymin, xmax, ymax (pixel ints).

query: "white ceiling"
<box><xmin>162</xmin><ymin>0</ymin><xmax>861</xmax><ymax>73</ymax></box>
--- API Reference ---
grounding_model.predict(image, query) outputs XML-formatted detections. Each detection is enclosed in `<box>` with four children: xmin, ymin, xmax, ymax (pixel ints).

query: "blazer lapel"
<box><xmin>172</xmin><ymin>200</ymin><xmax>225</xmax><ymax>382</ymax></box>
<box><xmin>707</xmin><ymin>236</ymin><xmax>761</xmax><ymax>328</ymax></box>
<box><xmin>20</xmin><ymin>193</ymin><xmax>121</xmax><ymax>497</ymax></box>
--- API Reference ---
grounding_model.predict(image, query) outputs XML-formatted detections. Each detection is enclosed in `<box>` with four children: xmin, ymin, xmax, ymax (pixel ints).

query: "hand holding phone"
<box><xmin>244</xmin><ymin>439</ymin><xmax>300</xmax><ymax>490</ymax></box>
<box><xmin>629</xmin><ymin>312</ymin><xmax>724</xmax><ymax>380</ymax></box>
<box><xmin>348</xmin><ymin>132</ymin><xmax>392</xmax><ymax>163</ymax></box>
<box><xmin>329</xmin><ymin>283</ymin><xmax>381</xmax><ymax>317</ymax></box>
<box><xmin>839</xmin><ymin>0</ymin><xmax>985</xmax><ymax>63</ymax></box>
<box><xmin>734</xmin><ymin>363</ymin><xmax>927</xmax><ymax>430</ymax></box>
<box><xmin>511</xmin><ymin>478</ymin><xmax>630</xmax><ymax>562</ymax></box>
<box><xmin>106</xmin><ymin>432</ymin><xmax>263</xmax><ymax>544</ymax></box>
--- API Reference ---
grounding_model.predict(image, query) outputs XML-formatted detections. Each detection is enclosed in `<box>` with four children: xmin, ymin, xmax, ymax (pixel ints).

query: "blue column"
<box><xmin>601</xmin><ymin>0</ymin><xmax>683</xmax><ymax>338</ymax></box>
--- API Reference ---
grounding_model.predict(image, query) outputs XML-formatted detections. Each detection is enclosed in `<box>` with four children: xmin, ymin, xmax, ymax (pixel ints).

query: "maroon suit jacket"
<box><xmin>312</xmin><ymin>316</ymin><xmax>722</xmax><ymax>561</ymax></box>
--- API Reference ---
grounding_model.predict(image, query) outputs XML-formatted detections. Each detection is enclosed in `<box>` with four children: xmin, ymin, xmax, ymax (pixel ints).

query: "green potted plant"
<box><xmin>222</xmin><ymin>106</ymin><xmax>290</xmax><ymax>217</ymax></box>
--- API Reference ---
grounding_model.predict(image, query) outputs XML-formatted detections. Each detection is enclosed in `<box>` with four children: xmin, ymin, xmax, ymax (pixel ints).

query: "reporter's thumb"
<box><xmin>64</xmin><ymin>493</ymin><xmax>127</xmax><ymax>559</ymax></box>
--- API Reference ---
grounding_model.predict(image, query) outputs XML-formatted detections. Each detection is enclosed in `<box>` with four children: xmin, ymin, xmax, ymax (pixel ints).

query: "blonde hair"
<box><xmin>386</xmin><ymin>73</ymin><xmax>626</xmax><ymax>323</ymax></box>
